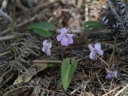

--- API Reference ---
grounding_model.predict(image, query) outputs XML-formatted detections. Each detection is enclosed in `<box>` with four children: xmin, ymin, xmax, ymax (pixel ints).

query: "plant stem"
<box><xmin>70</xmin><ymin>45</ymin><xmax>72</xmax><ymax>64</ymax></box>
<box><xmin>112</xmin><ymin>34</ymin><xmax>117</xmax><ymax>64</ymax></box>
<box><xmin>97</xmin><ymin>56</ymin><xmax>109</xmax><ymax>67</ymax></box>
<box><xmin>11</xmin><ymin>0</ymin><xmax>16</xmax><ymax>33</ymax></box>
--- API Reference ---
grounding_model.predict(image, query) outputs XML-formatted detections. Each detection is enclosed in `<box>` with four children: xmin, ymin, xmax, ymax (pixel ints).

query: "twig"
<box><xmin>3</xmin><ymin>86</ymin><xmax>35</xmax><ymax>96</ymax></box>
<box><xmin>109</xmin><ymin>79</ymin><xmax>114</xmax><ymax>96</ymax></box>
<box><xmin>85</xmin><ymin>3</ymin><xmax>89</xmax><ymax>21</ymax></box>
<box><xmin>33</xmin><ymin>0</ymin><xmax>59</xmax><ymax>13</ymax></box>
<box><xmin>110</xmin><ymin>36</ymin><xmax>117</xmax><ymax>64</ymax></box>
<box><xmin>114</xmin><ymin>84</ymin><xmax>128</xmax><ymax>96</ymax></box>
<box><xmin>0</xmin><ymin>73</ymin><xmax>14</xmax><ymax>88</ymax></box>
<box><xmin>32</xmin><ymin>60</ymin><xmax>62</xmax><ymax>64</ymax></box>
<box><xmin>102</xmin><ymin>86</ymin><xmax>121</xmax><ymax>96</ymax></box>
<box><xmin>97</xmin><ymin>56</ymin><xmax>109</xmax><ymax>67</ymax></box>
<box><xmin>0</xmin><ymin>64</ymin><xmax>7</xmax><ymax>68</ymax></box>
<box><xmin>10</xmin><ymin>37</ymin><xmax>36</xmax><ymax>69</ymax></box>
<box><xmin>0</xmin><ymin>14</ymin><xmax>42</xmax><ymax>35</ymax></box>
<box><xmin>17</xmin><ymin>0</ymin><xmax>29</xmax><ymax>11</ymax></box>
<box><xmin>77</xmin><ymin>0</ymin><xmax>83</xmax><ymax>9</ymax></box>
<box><xmin>0</xmin><ymin>35</ymin><xmax>17</xmax><ymax>41</ymax></box>
<box><xmin>0</xmin><ymin>51</ymin><xmax>10</xmax><ymax>57</ymax></box>
<box><xmin>1</xmin><ymin>27</ymin><xmax>128</xmax><ymax>36</ymax></box>
<box><xmin>56</xmin><ymin>28</ymin><xmax>128</xmax><ymax>34</ymax></box>
<box><xmin>71</xmin><ymin>87</ymin><xmax>80</xmax><ymax>95</ymax></box>
<box><xmin>0</xmin><ymin>33</ymin><xmax>30</xmax><ymax>41</ymax></box>
<box><xmin>40</xmin><ymin>87</ymin><xmax>61</xmax><ymax>94</ymax></box>
<box><xmin>14</xmin><ymin>0</ymin><xmax>59</xmax><ymax>15</ymax></box>
<box><xmin>96</xmin><ymin>74</ymin><xmax>106</xmax><ymax>93</ymax></box>
<box><xmin>0</xmin><ymin>9</ymin><xmax>12</xmax><ymax>23</ymax></box>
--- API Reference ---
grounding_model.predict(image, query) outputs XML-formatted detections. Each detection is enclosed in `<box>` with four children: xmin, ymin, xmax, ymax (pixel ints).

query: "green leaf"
<box><xmin>13</xmin><ymin>33</ymin><xmax>20</xmax><ymax>40</ymax></box>
<box><xmin>47</xmin><ymin>64</ymin><xmax>56</xmax><ymax>67</ymax></box>
<box><xmin>28</xmin><ymin>22</ymin><xmax>55</xmax><ymax>37</ymax></box>
<box><xmin>30</xmin><ymin>28</ymin><xmax>52</xmax><ymax>37</ymax></box>
<box><xmin>61</xmin><ymin>58</ymin><xmax>77</xmax><ymax>91</ymax></box>
<box><xmin>83</xmin><ymin>35</ymin><xmax>88</xmax><ymax>41</ymax></box>
<box><xmin>9</xmin><ymin>46</ymin><xmax>17</xmax><ymax>53</ymax></box>
<box><xmin>83</xmin><ymin>21</ymin><xmax>103</xmax><ymax>30</ymax></box>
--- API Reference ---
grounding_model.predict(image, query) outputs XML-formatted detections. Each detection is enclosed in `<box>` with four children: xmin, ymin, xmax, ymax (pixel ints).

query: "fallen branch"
<box><xmin>56</xmin><ymin>29</ymin><xmax>128</xmax><ymax>34</ymax></box>
<box><xmin>0</xmin><ymin>33</ymin><xmax>30</xmax><ymax>41</ymax></box>
<box><xmin>32</xmin><ymin>60</ymin><xmax>62</xmax><ymax>64</ymax></box>
<box><xmin>0</xmin><ymin>51</ymin><xmax>10</xmax><ymax>57</ymax></box>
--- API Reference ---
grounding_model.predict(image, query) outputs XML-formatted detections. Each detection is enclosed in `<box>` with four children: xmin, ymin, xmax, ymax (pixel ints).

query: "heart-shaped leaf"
<box><xmin>83</xmin><ymin>21</ymin><xmax>103</xmax><ymax>30</ymax></box>
<box><xmin>61</xmin><ymin>58</ymin><xmax>77</xmax><ymax>91</ymax></box>
<box><xmin>28</xmin><ymin>22</ymin><xmax>55</xmax><ymax>37</ymax></box>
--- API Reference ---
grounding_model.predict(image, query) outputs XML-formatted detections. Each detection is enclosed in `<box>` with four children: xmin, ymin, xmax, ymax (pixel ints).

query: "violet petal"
<box><xmin>95</xmin><ymin>43</ymin><xmax>101</xmax><ymax>50</ymax></box>
<box><xmin>89</xmin><ymin>51</ymin><xmax>96</xmax><ymax>59</ymax></box>
<box><xmin>56</xmin><ymin>34</ymin><xmax>64</xmax><ymax>41</ymax></box>
<box><xmin>97</xmin><ymin>49</ymin><xmax>104</xmax><ymax>55</ymax></box>
<box><xmin>46</xmin><ymin>48</ymin><xmax>51</xmax><ymax>56</ymax></box>
<box><xmin>42</xmin><ymin>47</ymin><xmax>46</xmax><ymax>53</ymax></box>
<box><xmin>67</xmin><ymin>34</ymin><xmax>73</xmax><ymax>44</ymax></box>
<box><xmin>43</xmin><ymin>40</ymin><xmax>47</xmax><ymax>46</ymax></box>
<box><xmin>60</xmin><ymin>28</ymin><xmax>67</xmax><ymax>35</ymax></box>
<box><xmin>61</xmin><ymin>36</ymin><xmax>69</xmax><ymax>46</ymax></box>
<box><xmin>47</xmin><ymin>42</ymin><xmax>52</xmax><ymax>48</ymax></box>
<box><xmin>88</xmin><ymin>44</ymin><xmax>95</xmax><ymax>52</ymax></box>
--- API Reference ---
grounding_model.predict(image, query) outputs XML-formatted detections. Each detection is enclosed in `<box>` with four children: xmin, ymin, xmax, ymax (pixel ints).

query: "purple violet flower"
<box><xmin>88</xmin><ymin>43</ymin><xmax>104</xmax><ymax>59</ymax></box>
<box><xmin>42</xmin><ymin>39</ymin><xmax>52</xmax><ymax>56</ymax></box>
<box><xmin>105</xmin><ymin>70</ymin><xmax>118</xmax><ymax>79</ymax></box>
<box><xmin>56</xmin><ymin>28</ymin><xmax>74</xmax><ymax>46</ymax></box>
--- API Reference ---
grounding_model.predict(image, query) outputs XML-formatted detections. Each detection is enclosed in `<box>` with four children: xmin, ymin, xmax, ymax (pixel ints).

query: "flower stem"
<box><xmin>11</xmin><ymin>0</ymin><xmax>16</xmax><ymax>33</ymax></box>
<box><xmin>112</xmin><ymin>35</ymin><xmax>117</xmax><ymax>64</ymax></box>
<box><xmin>97</xmin><ymin>56</ymin><xmax>109</xmax><ymax>67</ymax></box>
<box><xmin>69</xmin><ymin>44</ymin><xmax>72</xmax><ymax>64</ymax></box>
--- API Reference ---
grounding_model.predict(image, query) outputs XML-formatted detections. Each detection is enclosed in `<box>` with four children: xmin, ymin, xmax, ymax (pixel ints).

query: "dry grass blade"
<box><xmin>10</xmin><ymin>34</ymin><xmax>41</xmax><ymax>70</ymax></box>
<box><xmin>102</xmin><ymin>86</ymin><xmax>121</xmax><ymax>96</ymax></box>
<box><xmin>0</xmin><ymin>9</ymin><xmax>12</xmax><ymax>23</ymax></box>
<box><xmin>3</xmin><ymin>86</ymin><xmax>34</xmax><ymax>96</ymax></box>
<box><xmin>114</xmin><ymin>84</ymin><xmax>128</xmax><ymax>96</ymax></box>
